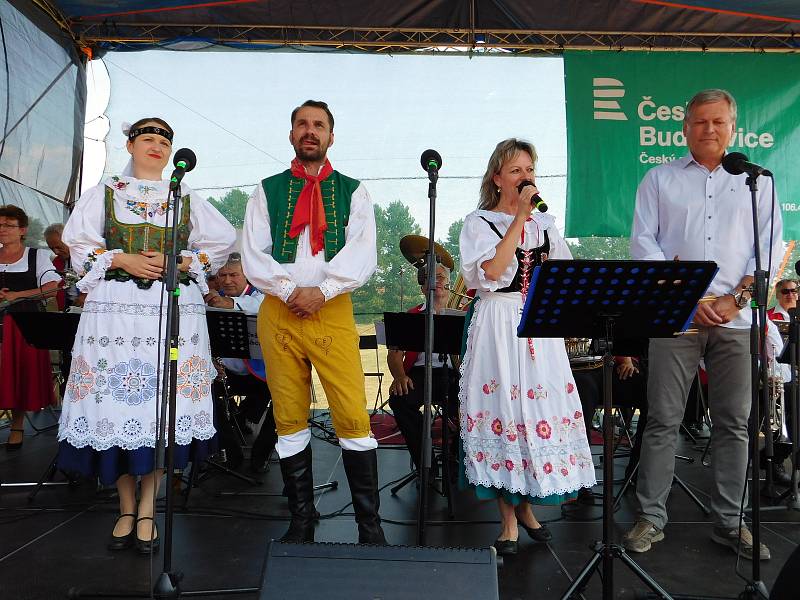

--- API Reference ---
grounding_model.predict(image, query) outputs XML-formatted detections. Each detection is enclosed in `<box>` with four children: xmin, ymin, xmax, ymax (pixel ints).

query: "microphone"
<box><xmin>169</xmin><ymin>148</ymin><xmax>197</xmax><ymax>191</ymax></box>
<box><xmin>420</xmin><ymin>149</ymin><xmax>442</xmax><ymax>174</ymax></box>
<box><xmin>516</xmin><ymin>180</ymin><xmax>549</xmax><ymax>213</ymax></box>
<box><xmin>721</xmin><ymin>152</ymin><xmax>772</xmax><ymax>178</ymax></box>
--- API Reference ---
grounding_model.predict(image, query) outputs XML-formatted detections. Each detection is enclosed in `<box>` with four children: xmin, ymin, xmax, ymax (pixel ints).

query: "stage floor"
<box><xmin>1</xmin><ymin>411</ymin><xmax>799</xmax><ymax>600</ymax></box>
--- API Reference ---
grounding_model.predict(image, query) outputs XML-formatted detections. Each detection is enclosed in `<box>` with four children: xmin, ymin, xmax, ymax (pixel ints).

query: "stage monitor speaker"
<box><xmin>259</xmin><ymin>541</ymin><xmax>499</xmax><ymax>599</ymax></box>
<box><xmin>770</xmin><ymin>542</ymin><xmax>800</xmax><ymax>600</ymax></box>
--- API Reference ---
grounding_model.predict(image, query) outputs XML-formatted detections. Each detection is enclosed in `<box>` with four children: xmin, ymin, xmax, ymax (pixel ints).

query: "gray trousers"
<box><xmin>635</xmin><ymin>326</ymin><xmax>751</xmax><ymax>530</ymax></box>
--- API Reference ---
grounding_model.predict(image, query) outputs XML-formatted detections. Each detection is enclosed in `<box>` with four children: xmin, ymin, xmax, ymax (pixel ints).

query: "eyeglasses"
<box><xmin>0</xmin><ymin>223</ymin><xmax>20</xmax><ymax>229</ymax></box>
<box><xmin>780</xmin><ymin>288</ymin><xmax>798</xmax><ymax>295</ymax></box>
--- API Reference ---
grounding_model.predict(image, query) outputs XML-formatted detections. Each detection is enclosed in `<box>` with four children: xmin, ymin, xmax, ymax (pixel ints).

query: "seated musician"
<box><xmin>573</xmin><ymin>354</ymin><xmax>648</xmax><ymax>487</ymax></box>
<box><xmin>45</xmin><ymin>223</ymin><xmax>85</xmax><ymax>310</ymax></box>
<box><xmin>387</xmin><ymin>262</ymin><xmax>459</xmax><ymax>476</ymax></box>
<box><xmin>768</xmin><ymin>279</ymin><xmax>797</xmax><ymax>321</ymax></box>
<box><xmin>205</xmin><ymin>253</ymin><xmax>276</xmax><ymax>473</ymax></box>
<box><xmin>763</xmin><ymin>315</ymin><xmax>795</xmax><ymax>485</ymax></box>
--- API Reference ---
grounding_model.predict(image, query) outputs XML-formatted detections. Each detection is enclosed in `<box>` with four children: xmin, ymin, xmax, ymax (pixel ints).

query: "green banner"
<box><xmin>564</xmin><ymin>51</ymin><xmax>800</xmax><ymax>239</ymax></box>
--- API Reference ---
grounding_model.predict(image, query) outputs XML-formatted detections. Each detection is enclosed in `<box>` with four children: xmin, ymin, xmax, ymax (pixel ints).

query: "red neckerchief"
<box><xmin>289</xmin><ymin>157</ymin><xmax>334</xmax><ymax>255</ymax></box>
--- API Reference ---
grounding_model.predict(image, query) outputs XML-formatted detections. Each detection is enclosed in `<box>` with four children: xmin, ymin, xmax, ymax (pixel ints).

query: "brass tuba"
<box><xmin>446</xmin><ymin>273</ymin><xmax>474</xmax><ymax>311</ymax></box>
<box><xmin>767</xmin><ymin>352</ymin><xmax>790</xmax><ymax>442</ymax></box>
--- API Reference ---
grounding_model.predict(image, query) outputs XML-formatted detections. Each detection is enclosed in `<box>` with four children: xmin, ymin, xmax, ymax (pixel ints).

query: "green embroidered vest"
<box><xmin>261</xmin><ymin>169</ymin><xmax>360</xmax><ymax>263</ymax></box>
<box><xmin>103</xmin><ymin>185</ymin><xmax>191</xmax><ymax>254</ymax></box>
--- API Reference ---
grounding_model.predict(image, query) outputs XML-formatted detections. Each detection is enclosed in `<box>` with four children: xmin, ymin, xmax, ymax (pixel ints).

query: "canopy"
<box><xmin>40</xmin><ymin>0</ymin><xmax>800</xmax><ymax>54</ymax></box>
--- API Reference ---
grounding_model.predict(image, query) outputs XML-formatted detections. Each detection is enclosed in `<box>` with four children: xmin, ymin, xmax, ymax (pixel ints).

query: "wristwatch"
<box><xmin>728</xmin><ymin>287</ymin><xmax>750</xmax><ymax>309</ymax></box>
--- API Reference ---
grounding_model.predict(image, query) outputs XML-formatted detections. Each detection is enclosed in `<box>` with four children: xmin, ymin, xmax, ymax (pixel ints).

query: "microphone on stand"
<box><xmin>169</xmin><ymin>148</ymin><xmax>197</xmax><ymax>191</ymax></box>
<box><xmin>420</xmin><ymin>149</ymin><xmax>442</xmax><ymax>175</ymax></box>
<box><xmin>516</xmin><ymin>180</ymin><xmax>549</xmax><ymax>213</ymax></box>
<box><xmin>721</xmin><ymin>152</ymin><xmax>772</xmax><ymax>178</ymax></box>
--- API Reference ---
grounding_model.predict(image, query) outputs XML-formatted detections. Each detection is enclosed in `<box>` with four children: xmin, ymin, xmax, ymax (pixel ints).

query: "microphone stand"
<box><xmin>741</xmin><ymin>172</ymin><xmax>770</xmax><ymax>600</ymax></box>
<box><xmin>416</xmin><ymin>160</ymin><xmax>439</xmax><ymax>546</ymax></box>
<box><xmin>150</xmin><ymin>174</ymin><xmax>187</xmax><ymax>597</ymax></box>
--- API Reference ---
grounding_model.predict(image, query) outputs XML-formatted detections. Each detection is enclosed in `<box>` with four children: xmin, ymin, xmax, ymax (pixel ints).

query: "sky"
<box><xmin>82</xmin><ymin>50</ymin><xmax>568</xmax><ymax>238</ymax></box>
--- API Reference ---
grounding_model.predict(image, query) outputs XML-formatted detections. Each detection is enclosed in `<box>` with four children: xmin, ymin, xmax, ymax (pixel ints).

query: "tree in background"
<box><xmin>352</xmin><ymin>200</ymin><xmax>422</xmax><ymax>321</ymax></box>
<box><xmin>439</xmin><ymin>218</ymin><xmax>463</xmax><ymax>274</ymax></box>
<box><xmin>25</xmin><ymin>217</ymin><xmax>45</xmax><ymax>248</ymax></box>
<box><xmin>567</xmin><ymin>236</ymin><xmax>631</xmax><ymax>260</ymax></box>
<box><xmin>208</xmin><ymin>188</ymin><xmax>250</xmax><ymax>229</ymax></box>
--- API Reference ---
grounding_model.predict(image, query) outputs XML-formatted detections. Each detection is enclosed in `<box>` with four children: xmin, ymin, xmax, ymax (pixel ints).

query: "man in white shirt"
<box><xmin>206</xmin><ymin>254</ymin><xmax>275</xmax><ymax>473</ymax></box>
<box><xmin>625</xmin><ymin>89</ymin><xmax>782</xmax><ymax>561</ymax></box>
<box><xmin>242</xmin><ymin>100</ymin><xmax>385</xmax><ymax>545</ymax></box>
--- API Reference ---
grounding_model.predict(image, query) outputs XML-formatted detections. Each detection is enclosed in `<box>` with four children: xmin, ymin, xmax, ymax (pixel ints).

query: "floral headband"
<box><xmin>121</xmin><ymin>121</ymin><xmax>173</xmax><ymax>142</ymax></box>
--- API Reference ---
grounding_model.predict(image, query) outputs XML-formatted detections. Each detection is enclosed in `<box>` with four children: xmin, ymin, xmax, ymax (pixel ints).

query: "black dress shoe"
<box><xmin>135</xmin><ymin>517</ymin><xmax>160</xmax><ymax>554</ymax></box>
<box><xmin>520</xmin><ymin>523</ymin><xmax>552</xmax><ymax>543</ymax></box>
<box><xmin>493</xmin><ymin>539</ymin><xmax>518</xmax><ymax>556</ymax></box>
<box><xmin>107</xmin><ymin>513</ymin><xmax>136</xmax><ymax>551</ymax></box>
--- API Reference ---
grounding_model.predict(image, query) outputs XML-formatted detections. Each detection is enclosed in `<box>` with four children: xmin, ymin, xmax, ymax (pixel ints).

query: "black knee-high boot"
<box><xmin>278</xmin><ymin>444</ymin><xmax>316</xmax><ymax>543</ymax></box>
<box><xmin>342</xmin><ymin>448</ymin><xmax>387</xmax><ymax>545</ymax></box>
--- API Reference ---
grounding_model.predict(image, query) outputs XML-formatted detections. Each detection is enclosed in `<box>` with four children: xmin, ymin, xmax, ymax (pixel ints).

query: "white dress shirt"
<box><xmin>631</xmin><ymin>154</ymin><xmax>783</xmax><ymax>329</ymax></box>
<box><xmin>242</xmin><ymin>177</ymin><xmax>377</xmax><ymax>302</ymax></box>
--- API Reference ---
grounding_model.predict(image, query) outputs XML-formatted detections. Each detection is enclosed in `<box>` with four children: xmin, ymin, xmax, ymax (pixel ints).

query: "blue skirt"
<box><xmin>58</xmin><ymin>438</ymin><xmax>214</xmax><ymax>486</ymax></box>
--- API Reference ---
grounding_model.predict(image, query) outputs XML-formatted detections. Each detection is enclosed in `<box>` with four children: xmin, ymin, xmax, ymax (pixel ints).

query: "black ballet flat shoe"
<box><xmin>5</xmin><ymin>428</ymin><xmax>24</xmax><ymax>451</ymax></box>
<box><xmin>135</xmin><ymin>516</ymin><xmax>160</xmax><ymax>555</ymax></box>
<box><xmin>520</xmin><ymin>522</ymin><xmax>552</xmax><ymax>543</ymax></box>
<box><xmin>493</xmin><ymin>539</ymin><xmax>519</xmax><ymax>556</ymax></box>
<box><xmin>107</xmin><ymin>513</ymin><xmax>136</xmax><ymax>551</ymax></box>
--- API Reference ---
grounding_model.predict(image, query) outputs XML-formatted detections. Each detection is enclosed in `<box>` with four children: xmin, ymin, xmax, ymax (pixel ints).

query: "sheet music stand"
<box><xmin>206</xmin><ymin>307</ymin><xmax>250</xmax><ymax>359</ymax></box>
<box><xmin>5</xmin><ymin>313</ymin><xmax>81</xmax><ymax>499</ymax></box>
<box><xmin>11</xmin><ymin>312</ymin><xmax>80</xmax><ymax>350</ymax></box>
<box><xmin>384</xmin><ymin>311</ymin><xmax>465</xmax><ymax>525</ymax></box>
<box><xmin>517</xmin><ymin>259</ymin><xmax>717</xmax><ymax>600</ymax></box>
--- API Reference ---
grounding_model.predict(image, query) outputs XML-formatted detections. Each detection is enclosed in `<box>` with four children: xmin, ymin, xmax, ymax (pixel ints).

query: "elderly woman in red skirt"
<box><xmin>0</xmin><ymin>204</ymin><xmax>61</xmax><ymax>449</ymax></box>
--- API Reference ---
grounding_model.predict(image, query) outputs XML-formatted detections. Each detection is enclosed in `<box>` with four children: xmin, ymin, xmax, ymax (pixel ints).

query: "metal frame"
<box><xmin>72</xmin><ymin>26</ymin><xmax>800</xmax><ymax>53</ymax></box>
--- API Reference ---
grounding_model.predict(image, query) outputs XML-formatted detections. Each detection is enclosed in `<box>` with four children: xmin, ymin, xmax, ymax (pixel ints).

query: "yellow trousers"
<box><xmin>257</xmin><ymin>293</ymin><xmax>370</xmax><ymax>439</ymax></box>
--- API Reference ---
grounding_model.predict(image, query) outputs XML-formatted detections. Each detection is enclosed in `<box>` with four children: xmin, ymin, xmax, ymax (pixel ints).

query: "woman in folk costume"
<box><xmin>0</xmin><ymin>205</ymin><xmax>60</xmax><ymax>449</ymax></box>
<box><xmin>459</xmin><ymin>138</ymin><xmax>596</xmax><ymax>555</ymax></box>
<box><xmin>57</xmin><ymin>118</ymin><xmax>235</xmax><ymax>553</ymax></box>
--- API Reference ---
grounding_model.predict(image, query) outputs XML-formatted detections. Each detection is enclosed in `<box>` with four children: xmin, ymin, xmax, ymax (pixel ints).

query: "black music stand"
<box><xmin>517</xmin><ymin>259</ymin><xmax>717</xmax><ymax>600</ymax></box>
<box><xmin>185</xmin><ymin>309</ymin><xmax>263</xmax><ymax>492</ymax></box>
<box><xmin>4</xmin><ymin>312</ymin><xmax>81</xmax><ymax>499</ymax></box>
<box><xmin>384</xmin><ymin>311</ymin><xmax>465</xmax><ymax>526</ymax></box>
<box><xmin>206</xmin><ymin>307</ymin><xmax>250</xmax><ymax>359</ymax></box>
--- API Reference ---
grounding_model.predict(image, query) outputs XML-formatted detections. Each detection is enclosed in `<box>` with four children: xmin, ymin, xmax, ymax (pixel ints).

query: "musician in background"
<box><xmin>768</xmin><ymin>279</ymin><xmax>797</xmax><ymax>321</ymax></box>
<box><xmin>387</xmin><ymin>262</ymin><xmax>459</xmax><ymax>476</ymax></box>
<box><xmin>205</xmin><ymin>253</ymin><xmax>276</xmax><ymax>473</ymax></box>
<box><xmin>574</xmin><ymin>355</ymin><xmax>647</xmax><ymax>490</ymax></box>
<box><xmin>45</xmin><ymin>223</ymin><xmax>84</xmax><ymax>310</ymax></box>
<box><xmin>0</xmin><ymin>205</ymin><xmax>60</xmax><ymax>450</ymax></box>
<box><xmin>627</xmin><ymin>89</ymin><xmax>781</xmax><ymax>561</ymax></box>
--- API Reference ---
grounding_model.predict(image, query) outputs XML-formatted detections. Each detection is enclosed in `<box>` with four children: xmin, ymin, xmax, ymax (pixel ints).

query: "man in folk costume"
<box><xmin>242</xmin><ymin>100</ymin><xmax>385</xmax><ymax>544</ymax></box>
